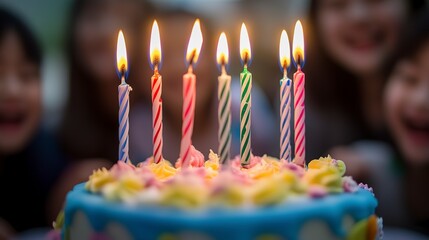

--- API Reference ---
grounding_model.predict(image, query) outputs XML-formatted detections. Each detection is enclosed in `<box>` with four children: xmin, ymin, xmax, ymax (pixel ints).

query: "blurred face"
<box><xmin>317</xmin><ymin>0</ymin><xmax>408</xmax><ymax>76</ymax></box>
<box><xmin>385</xmin><ymin>42</ymin><xmax>429</xmax><ymax>165</ymax></box>
<box><xmin>148</xmin><ymin>16</ymin><xmax>215</xmax><ymax>122</ymax></box>
<box><xmin>74</xmin><ymin>0</ymin><xmax>141</xmax><ymax>82</ymax></box>
<box><xmin>0</xmin><ymin>31</ymin><xmax>41</xmax><ymax>154</ymax></box>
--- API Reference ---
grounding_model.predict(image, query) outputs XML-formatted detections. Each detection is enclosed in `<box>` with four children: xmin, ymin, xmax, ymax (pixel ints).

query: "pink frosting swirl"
<box><xmin>175</xmin><ymin>145</ymin><xmax>205</xmax><ymax>168</ymax></box>
<box><xmin>230</xmin><ymin>155</ymin><xmax>262</xmax><ymax>169</ymax></box>
<box><xmin>110</xmin><ymin>161</ymin><xmax>135</xmax><ymax>178</ymax></box>
<box><xmin>282</xmin><ymin>162</ymin><xmax>305</xmax><ymax>178</ymax></box>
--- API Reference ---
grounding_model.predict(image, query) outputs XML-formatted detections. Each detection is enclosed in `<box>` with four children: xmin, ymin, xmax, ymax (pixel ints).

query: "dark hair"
<box><xmin>386</xmin><ymin>9</ymin><xmax>429</xmax><ymax>78</ymax></box>
<box><xmin>0</xmin><ymin>7</ymin><xmax>42</xmax><ymax>67</ymax></box>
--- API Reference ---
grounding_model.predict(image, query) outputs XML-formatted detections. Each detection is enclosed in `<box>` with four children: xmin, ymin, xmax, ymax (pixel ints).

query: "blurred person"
<box><xmin>0</xmin><ymin>8</ymin><xmax>67</xmax><ymax>237</ymax></box>
<box><xmin>130</xmin><ymin>9</ymin><xmax>277</xmax><ymax>163</ymax></box>
<box><xmin>305</xmin><ymin>0</ymin><xmax>426</xmax><ymax>161</ymax></box>
<box><xmin>51</xmin><ymin>0</ymin><xmax>155</xmax><ymax>226</ymax></box>
<box><xmin>329</xmin><ymin>10</ymin><xmax>429</xmax><ymax>238</ymax></box>
<box><xmin>57</xmin><ymin>0</ymin><xmax>152</xmax><ymax>163</ymax></box>
<box><xmin>383</xmin><ymin>11</ymin><xmax>429</xmax><ymax>235</ymax></box>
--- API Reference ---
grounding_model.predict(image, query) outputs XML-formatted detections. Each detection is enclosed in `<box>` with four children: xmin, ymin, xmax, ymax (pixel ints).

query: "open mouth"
<box><xmin>402</xmin><ymin>116</ymin><xmax>429</xmax><ymax>144</ymax></box>
<box><xmin>343</xmin><ymin>29</ymin><xmax>384</xmax><ymax>52</ymax></box>
<box><xmin>0</xmin><ymin>112</ymin><xmax>26</xmax><ymax>132</ymax></box>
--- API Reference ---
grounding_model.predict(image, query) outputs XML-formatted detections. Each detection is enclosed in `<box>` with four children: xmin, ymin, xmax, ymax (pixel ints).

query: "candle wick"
<box><xmin>188</xmin><ymin>49</ymin><xmax>197</xmax><ymax>66</ymax></box>
<box><xmin>154</xmin><ymin>64</ymin><xmax>159</xmax><ymax>74</ymax></box>
<box><xmin>120</xmin><ymin>68</ymin><xmax>126</xmax><ymax>84</ymax></box>
<box><xmin>221</xmin><ymin>64</ymin><xmax>227</xmax><ymax>75</ymax></box>
<box><xmin>283</xmin><ymin>68</ymin><xmax>287</xmax><ymax>79</ymax></box>
<box><xmin>243</xmin><ymin>51</ymin><xmax>249</xmax><ymax>66</ymax></box>
<box><xmin>188</xmin><ymin>64</ymin><xmax>193</xmax><ymax>74</ymax></box>
<box><xmin>296</xmin><ymin>55</ymin><xmax>303</xmax><ymax>70</ymax></box>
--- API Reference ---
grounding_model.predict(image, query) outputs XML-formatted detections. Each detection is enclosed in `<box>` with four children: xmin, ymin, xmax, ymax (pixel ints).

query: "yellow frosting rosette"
<box><xmin>243</xmin><ymin>155</ymin><xmax>282</xmax><ymax>180</ymax></box>
<box><xmin>304</xmin><ymin>156</ymin><xmax>345</xmax><ymax>193</ymax></box>
<box><xmin>252</xmin><ymin>169</ymin><xmax>298</xmax><ymax>205</ymax></box>
<box><xmin>85</xmin><ymin>168</ymin><xmax>115</xmax><ymax>193</ymax></box>
<box><xmin>102</xmin><ymin>173</ymin><xmax>144</xmax><ymax>202</ymax></box>
<box><xmin>160</xmin><ymin>178</ymin><xmax>209</xmax><ymax>209</ymax></box>
<box><xmin>204</xmin><ymin>150</ymin><xmax>220</xmax><ymax>179</ymax></box>
<box><xmin>308</xmin><ymin>155</ymin><xmax>346</xmax><ymax>176</ymax></box>
<box><xmin>147</xmin><ymin>158</ymin><xmax>177</xmax><ymax>181</ymax></box>
<box><xmin>210</xmin><ymin>183</ymin><xmax>247</xmax><ymax>207</ymax></box>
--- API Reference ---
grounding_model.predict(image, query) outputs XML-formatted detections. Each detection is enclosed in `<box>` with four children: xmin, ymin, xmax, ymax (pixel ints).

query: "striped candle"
<box><xmin>279</xmin><ymin>30</ymin><xmax>292</xmax><ymax>162</ymax></box>
<box><xmin>239</xmin><ymin>23</ymin><xmax>252</xmax><ymax>167</ymax></box>
<box><xmin>151</xmin><ymin>71</ymin><xmax>163</xmax><ymax>164</ymax></box>
<box><xmin>218</xmin><ymin>70</ymin><xmax>231</xmax><ymax>163</ymax></box>
<box><xmin>216</xmin><ymin>33</ymin><xmax>231</xmax><ymax>164</ymax></box>
<box><xmin>118</xmin><ymin>79</ymin><xmax>131</xmax><ymax>163</ymax></box>
<box><xmin>292</xmin><ymin>21</ymin><xmax>306</xmax><ymax>167</ymax></box>
<box><xmin>179</xmin><ymin>19</ymin><xmax>202</xmax><ymax>168</ymax></box>
<box><xmin>280</xmin><ymin>77</ymin><xmax>292</xmax><ymax>161</ymax></box>
<box><xmin>150</xmin><ymin>20</ymin><xmax>163</xmax><ymax>164</ymax></box>
<box><xmin>180</xmin><ymin>71</ymin><xmax>196</xmax><ymax>167</ymax></box>
<box><xmin>116</xmin><ymin>30</ymin><xmax>131</xmax><ymax>163</ymax></box>
<box><xmin>293</xmin><ymin>68</ymin><xmax>305</xmax><ymax>166</ymax></box>
<box><xmin>240</xmin><ymin>67</ymin><xmax>252</xmax><ymax>166</ymax></box>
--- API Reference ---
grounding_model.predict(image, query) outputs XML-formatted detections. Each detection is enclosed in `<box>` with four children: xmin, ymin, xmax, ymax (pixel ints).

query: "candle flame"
<box><xmin>279</xmin><ymin>30</ymin><xmax>291</xmax><ymax>70</ymax></box>
<box><xmin>216</xmin><ymin>32</ymin><xmax>229</xmax><ymax>66</ymax></box>
<box><xmin>186</xmin><ymin>19</ymin><xmax>203</xmax><ymax>65</ymax></box>
<box><xmin>150</xmin><ymin>20</ymin><xmax>162</xmax><ymax>69</ymax></box>
<box><xmin>240</xmin><ymin>23</ymin><xmax>251</xmax><ymax>65</ymax></box>
<box><xmin>292</xmin><ymin>20</ymin><xmax>305</xmax><ymax>67</ymax></box>
<box><xmin>116</xmin><ymin>30</ymin><xmax>128</xmax><ymax>74</ymax></box>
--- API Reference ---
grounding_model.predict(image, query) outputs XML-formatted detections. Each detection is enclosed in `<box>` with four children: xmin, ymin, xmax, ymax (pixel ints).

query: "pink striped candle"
<box><xmin>292</xmin><ymin>20</ymin><xmax>306</xmax><ymax>167</ymax></box>
<box><xmin>151</xmin><ymin>71</ymin><xmax>163</xmax><ymax>164</ymax></box>
<box><xmin>179</xmin><ymin>19</ymin><xmax>203</xmax><ymax>168</ymax></box>
<box><xmin>150</xmin><ymin>20</ymin><xmax>163</xmax><ymax>164</ymax></box>
<box><xmin>293</xmin><ymin>67</ymin><xmax>305</xmax><ymax>166</ymax></box>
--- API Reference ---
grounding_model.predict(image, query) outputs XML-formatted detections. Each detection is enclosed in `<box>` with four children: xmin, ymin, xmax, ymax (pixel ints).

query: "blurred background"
<box><xmin>0</xmin><ymin>0</ymin><xmax>306</xmax><ymax>129</ymax></box>
<box><xmin>0</xmin><ymin>0</ymin><xmax>429</xmax><ymax>239</ymax></box>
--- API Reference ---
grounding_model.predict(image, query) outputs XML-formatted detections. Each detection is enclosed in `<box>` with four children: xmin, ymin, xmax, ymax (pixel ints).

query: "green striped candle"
<box><xmin>239</xmin><ymin>23</ymin><xmax>252</xmax><ymax>167</ymax></box>
<box><xmin>216</xmin><ymin>33</ymin><xmax>231</xmax><ymax>164</ymax></box>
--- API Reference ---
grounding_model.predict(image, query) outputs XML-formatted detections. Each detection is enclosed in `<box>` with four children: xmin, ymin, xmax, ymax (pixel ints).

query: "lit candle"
<box><xmin>116</xmin><ymin>30</ymin><xmax>132</xmax><ymax>163</ymax></box>
<box><xmin>292</xmin><ymin>21</ymin><xmax>306</xmax><ymax>167</ymax></box>
<box><xmin>179</xmin><ymin>19</ymin><xmax>203</xmax><ymax>168</ymax></box>
<box><xmin>216</xmin><ymin>32</ymin><xmax>231</xmax><ymax>164</ymax></box>
<box><xmin>239</xmin><ymin>23</ymin><xmax>252</xmax><ymax>167</ymax></box>
<box><xmin>150</xmin><ymin>20</ymin><xmax>163</xmax><ymax>164</ymax></box>
<box><xmin>279</xmin><ymin>30</ymin><xmax>292</xmax><ymax>162</ymax></box>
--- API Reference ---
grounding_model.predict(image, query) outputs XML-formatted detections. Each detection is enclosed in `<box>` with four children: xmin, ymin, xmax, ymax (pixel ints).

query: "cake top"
<box><xmin>85</xmin><ymin>147</ymin><xmax>368</xmax><ymax>209</ymax></box>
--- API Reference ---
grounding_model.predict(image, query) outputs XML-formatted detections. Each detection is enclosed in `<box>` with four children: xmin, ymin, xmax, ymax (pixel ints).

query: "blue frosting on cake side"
<box><xmin>64</xmin><ymin>183</ymin><xmax>377</xmax><ymax>240</ymax></box>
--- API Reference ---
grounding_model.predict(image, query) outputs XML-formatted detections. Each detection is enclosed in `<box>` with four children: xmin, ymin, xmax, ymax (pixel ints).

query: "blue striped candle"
<box><xmin>118</xmin><ymin>78</ymin><xmax>131</xmax><ymax>163</ymax></box>
<box><xmin>116</xmin><ymin>30</ymin><xmax>132</xmax><ymax>163</ymax></box>
<box><xmin>279</xmin><ymin>30</ymin><xmax>292</xmax><ymax>162</ymax></box>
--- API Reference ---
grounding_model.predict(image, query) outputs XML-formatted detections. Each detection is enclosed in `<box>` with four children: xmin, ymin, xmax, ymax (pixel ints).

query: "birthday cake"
<box><xmin>59</xmin><ymin>151</ymin><xmax>382</xmax><ymax>240</ymax></box>
<box><xmin>53</xmin><ymin>19</ymin><xmax>383</xmax><ymax>240</ymax></box>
